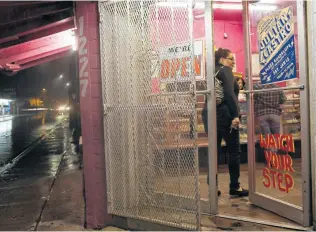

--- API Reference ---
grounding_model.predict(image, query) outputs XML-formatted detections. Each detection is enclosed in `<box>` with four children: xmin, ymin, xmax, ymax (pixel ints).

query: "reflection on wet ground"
<box><xmin>0</xmin><ymin>112</ymin><xmax>64</xmax><ymax>166</ymax></box>
<box><xmin>0</xmin><ymin>123</ymin><xmax>83</xmax><ymax>230</ymax></box>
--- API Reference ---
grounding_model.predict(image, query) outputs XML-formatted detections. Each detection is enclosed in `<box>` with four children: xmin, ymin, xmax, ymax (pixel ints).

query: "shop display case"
<box><xmin>153</xmin><ymin>75</ymin><xmax>302</xmax><ymax>153</ymax></box>
<box><xmin>281</xmin><ymin>90</ymin><xmax>301</xmax><ymax>139</ymax></box>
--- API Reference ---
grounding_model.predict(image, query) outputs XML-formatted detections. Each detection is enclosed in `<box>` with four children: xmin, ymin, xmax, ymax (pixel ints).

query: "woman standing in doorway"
<box><xmin>203</xmin><ymin>48</ymin><xmax>248</xmax><ymax>197</ymax></box>
<box><xmin>236</xmin><ymin>76</ymin><xmax>246</xmax><ymax>102</ymax></box>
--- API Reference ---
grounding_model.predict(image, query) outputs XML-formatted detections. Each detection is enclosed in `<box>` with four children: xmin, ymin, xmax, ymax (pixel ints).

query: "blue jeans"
<box><xmin>258</xmin><ymin>114</ymin><xmax>281</xmax><ymax>135</ymax></box>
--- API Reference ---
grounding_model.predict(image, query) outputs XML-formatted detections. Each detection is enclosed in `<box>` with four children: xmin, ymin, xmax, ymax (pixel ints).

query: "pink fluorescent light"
<box><xmin>157</xmin><ymin>2</ymin><xmax>277</xmax><ymax>11</ymax></box>
<box><xmin>213</xmin><ymin>3</ymin><xmax>242</xmax><ymax>10</ymax></box>
<box><xmin>213</xmin><ymin>3</ymin><xmax>277</xmax><ymax>11</ymax></box>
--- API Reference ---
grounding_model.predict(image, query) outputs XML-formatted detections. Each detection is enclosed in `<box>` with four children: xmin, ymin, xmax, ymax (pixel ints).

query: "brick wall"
<box><xmin>75</xmin><ymin>2</ymin><xmax>111</xmax><ymax>229</ymax></box>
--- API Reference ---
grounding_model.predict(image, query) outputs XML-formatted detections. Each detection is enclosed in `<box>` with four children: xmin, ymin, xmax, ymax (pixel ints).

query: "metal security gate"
<box><xmin>99</xmin><ymin>0</ymin><xmax>200</xmax><ymax>230</ymax></box>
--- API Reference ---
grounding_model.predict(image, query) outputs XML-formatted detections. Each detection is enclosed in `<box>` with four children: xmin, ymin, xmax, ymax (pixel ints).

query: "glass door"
<box><xmin>244</xmin><ymin>0</ymin><xmax>311</xmax><ymax>226</ymax></box>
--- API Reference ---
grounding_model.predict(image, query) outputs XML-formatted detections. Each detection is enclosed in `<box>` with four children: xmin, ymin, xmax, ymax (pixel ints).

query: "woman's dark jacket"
<box><xmin>202</xmin><ymin>64</ymin><xmax>240</xmax><ymax>132</ymax></box>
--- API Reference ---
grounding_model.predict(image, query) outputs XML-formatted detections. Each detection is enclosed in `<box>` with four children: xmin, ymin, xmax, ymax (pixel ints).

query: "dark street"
<box><xmin>0</xmin><ymin>113</ymin><xmax>65</xmax><ymax>168</ymax></box>
<box><xmin>0</xmin><ymin>118</ymin><xmax>84</xmax><ymax>230</ymax></box>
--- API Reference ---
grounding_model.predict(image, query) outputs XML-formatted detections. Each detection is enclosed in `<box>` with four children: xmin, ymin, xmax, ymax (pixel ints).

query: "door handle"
<box><xmin>243</xmin><ymin>84</ymin><xmax>304</xmax><ymax>94</ymax></box>
<box><xmin>195</xmin><ymin>89</ymin><xmax>211</xmax><ymax>95</ymax></box>
<box><xmin>189</xmin><ymin>83</ymin><xmax>212</xmax><ymax>96</ymax></box>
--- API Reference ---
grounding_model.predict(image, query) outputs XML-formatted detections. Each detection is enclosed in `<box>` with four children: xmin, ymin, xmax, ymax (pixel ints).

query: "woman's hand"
<box><xmin>231</xmin><ymin>117</ymin><xmax>240</xmax><ymax>129</ymax></box>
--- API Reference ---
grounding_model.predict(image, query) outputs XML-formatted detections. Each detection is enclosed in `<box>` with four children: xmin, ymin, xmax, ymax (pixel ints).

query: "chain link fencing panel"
<box><xmin>99</xmin><ymin>1</ymin><xmax>200</xmax><ymax>229</ymax></box>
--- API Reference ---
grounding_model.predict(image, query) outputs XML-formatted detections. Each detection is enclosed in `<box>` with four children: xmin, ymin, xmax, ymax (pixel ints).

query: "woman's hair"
<box><xmin>237</xmin><ymin>77</ymin><xmax>246</xmax><ymax>89</ymax></box>
<box><xmin>215</xmin><ymin>48</ymin><xmax>232</xmax><ymax>64</ymax></box>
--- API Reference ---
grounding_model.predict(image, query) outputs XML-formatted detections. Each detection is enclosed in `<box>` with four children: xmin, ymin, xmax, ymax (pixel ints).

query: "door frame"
<box><xmin>243</xmin><ymin>0</ymin><xmax>312</xmax><ymax>226</ymax></box>
<box><xmin>205</xmin><ymin>0</ymin><xmax>219</xmax><ymax>215</ymax></box>
<box><xmin>307</xmin><ymin>0</ymin><xmax>316</xmax><ymax>229</ymax></box>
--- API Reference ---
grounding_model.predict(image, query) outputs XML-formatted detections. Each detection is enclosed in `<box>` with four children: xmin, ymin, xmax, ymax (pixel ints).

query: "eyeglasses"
<box><xmin>224</xmin><ymin>57</ymin><xmax>235</xmax><ymax>61</ymax></box>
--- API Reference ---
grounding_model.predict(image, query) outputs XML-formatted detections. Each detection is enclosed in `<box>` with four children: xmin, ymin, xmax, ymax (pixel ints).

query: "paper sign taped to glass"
<box><xmin>258</xmin><ymin>6</ymin><xmax>297</xmax><ymax>85</ymax></box>
<box><xmin>153</xmin><ymin>40</ymin><xmax>205</xmax><ymax>81</ymax></box>
<box><xmin>151</xmin><ymin>40</ymin><xmax>205</xmax><ymax>93</ymax></box>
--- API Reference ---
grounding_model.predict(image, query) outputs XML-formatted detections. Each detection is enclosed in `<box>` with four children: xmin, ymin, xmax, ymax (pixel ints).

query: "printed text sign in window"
<box><xmin>159</xmin><ymin>40</ymin><xmax>204</xmax><ymax>81</ymax></box>
<box><xmin>258</xmin><ymin>7</ymin><xmax>297</xmax><ymax>84</ymax></box>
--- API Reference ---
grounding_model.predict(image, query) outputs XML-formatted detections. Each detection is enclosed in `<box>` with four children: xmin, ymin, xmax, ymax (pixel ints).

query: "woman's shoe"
<box><xmin>229</xmin><ymin>187</ymin><xmax>249</xmax><ymax>197</ymax></box>
<box><xmin>218</xmin><ymin>190</ymin><xmax>221</xmax><ymax>196</ymax></box>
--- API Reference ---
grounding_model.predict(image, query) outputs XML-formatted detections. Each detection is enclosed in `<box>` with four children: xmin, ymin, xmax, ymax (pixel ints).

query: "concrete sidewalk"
<box><xmin>34</xmin><ymin>144</ymin><xmax>85</xmax><ymax>231</ymax></box>
<box><xmin>34</xmin><ymin>143</ymin><xmax>126</xmax><ymax>231</ymax></box>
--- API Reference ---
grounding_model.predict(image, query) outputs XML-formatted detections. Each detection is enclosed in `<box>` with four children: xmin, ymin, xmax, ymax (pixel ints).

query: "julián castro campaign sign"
<box><xmin>258</xmin><ymin>7</ymin><xmax>296</xmax><ymax>85</ymax></box>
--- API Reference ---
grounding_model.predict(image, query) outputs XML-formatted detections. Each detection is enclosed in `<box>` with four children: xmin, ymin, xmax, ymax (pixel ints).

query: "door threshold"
<box><xmin>202</xmin><ymin>213</ymin><xmax>311</xmax><ymax>231</ymax></box>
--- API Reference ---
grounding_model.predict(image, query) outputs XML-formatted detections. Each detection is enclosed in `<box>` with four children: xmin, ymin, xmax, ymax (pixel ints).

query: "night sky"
<box><xmin>0</xmin><ymin>52</ymin><xmax>77</xmax><ymax>104</ymax></box>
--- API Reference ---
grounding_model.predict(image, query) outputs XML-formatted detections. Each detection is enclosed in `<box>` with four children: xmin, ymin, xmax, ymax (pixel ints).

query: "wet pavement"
<box><xmin>0</xmin><ymin>121</ymin><xmax>83</xmax><ymax>231</ymax></box>
<box><xmin>0</xmin><ymin>112</ymin><xmax>64</xmax><ymax>167</ymax></box>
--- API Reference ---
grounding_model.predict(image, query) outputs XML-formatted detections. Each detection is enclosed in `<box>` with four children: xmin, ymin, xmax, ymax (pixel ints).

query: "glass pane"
<box><xmin>249</xmin><ymin>0</ymin><xmax>302</xmax><ymax>208</ymax></box>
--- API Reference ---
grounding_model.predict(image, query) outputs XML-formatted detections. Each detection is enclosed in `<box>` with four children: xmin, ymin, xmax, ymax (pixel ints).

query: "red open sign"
<box><xmin>160</xmin><ymin>55</ymin><xmax>202</xmax><ymax>79</ymax></box>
